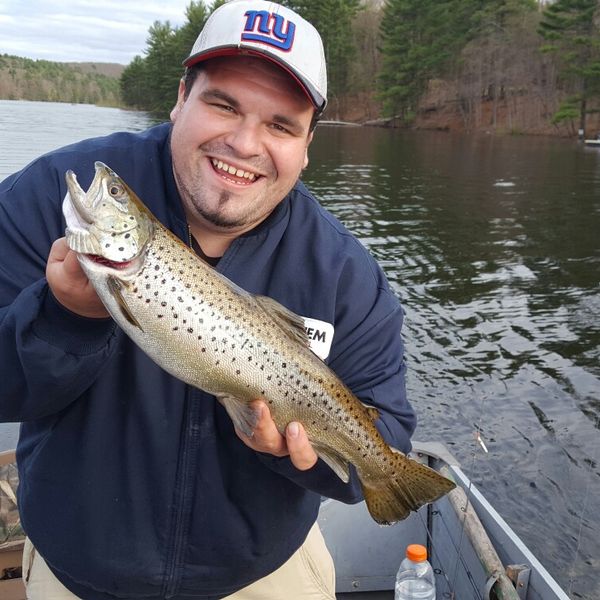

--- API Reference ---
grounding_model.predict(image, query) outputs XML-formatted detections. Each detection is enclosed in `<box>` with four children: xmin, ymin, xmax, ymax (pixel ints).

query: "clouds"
<box><xmin>0</xmin><ymin>0</ymin><xmax>193</xmax><ymax>64</ymax></box>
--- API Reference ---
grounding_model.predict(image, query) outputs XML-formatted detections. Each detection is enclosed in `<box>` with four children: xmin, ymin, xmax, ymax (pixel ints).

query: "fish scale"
<box><xmin>63</xmin><ymin>161</ymin><xmax>455</xmax><ymax>524</ymax></box>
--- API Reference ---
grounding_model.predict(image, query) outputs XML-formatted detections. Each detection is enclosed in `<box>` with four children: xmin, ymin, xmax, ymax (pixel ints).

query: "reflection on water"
<box><xmin>0</xmin><ymin>100</ymin><xmax>158</xmax><ymax>180</ymax></box>
<box><xmin>1</xmin><ymin>103</ymin><xmax>599</xmax><ymax>598</ymax></box>
<box><xmin>305</xmin><ymin>126</ymin><xmax>600</xmax><ymax>598</ymax></box>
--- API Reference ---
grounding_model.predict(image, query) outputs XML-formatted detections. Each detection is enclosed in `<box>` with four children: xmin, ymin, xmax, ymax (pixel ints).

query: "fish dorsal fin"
<box><xmin>107</xmin><ymin>277</ymin><xmax>144</xmax><ymax>332</ymax></box>
<box><xmin>361</xmin><ymin>402</ymin><xmax>380</xmax><ymax>423</ymax></box>
<box><xmin>312</xmin><ymin>442</ymin><xmax>351</xmax><ymax>483</ymax></box>
<box><xmin>254</xmin><ymin>296</ymin><xmax>310</xmax><ymax>348</ymax></box>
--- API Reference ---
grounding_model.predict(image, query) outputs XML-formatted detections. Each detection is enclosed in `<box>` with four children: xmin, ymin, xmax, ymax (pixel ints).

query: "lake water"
<box><xmin>1</xmin><ymin>100</ymin><xmax>599</xmax><ymax>598</ymax></box>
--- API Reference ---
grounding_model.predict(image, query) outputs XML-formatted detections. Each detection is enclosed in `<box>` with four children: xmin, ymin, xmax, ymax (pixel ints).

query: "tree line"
<box><xmin>0</xmin><ymin>55</ymin><xmax>121</xmax><ymax>106</ymax></box>
<box><xmin>378</xmin><ymin>0</ymin><xmax>600</xmax><ymax>135</ymax></box>
<box><xmin>119</xmin><ymin>0</ymin><xmax>600</xmax><ymax>135</ymax></box>
<box><xmin>2</xmin><ymin>0</ymin><xmax>597</xmax><ymax>135</ymax></box>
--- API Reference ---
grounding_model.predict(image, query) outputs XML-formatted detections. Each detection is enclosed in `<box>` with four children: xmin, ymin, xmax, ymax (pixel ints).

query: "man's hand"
<box><xmin>236</xmin><ymin>401</ymin><xmax>318</xmax><ymax>471</ymax></box>
<box><xmin>46</xmin><ymin>238</ymin><xmax>110</xmax><ymax>319</ymax></box>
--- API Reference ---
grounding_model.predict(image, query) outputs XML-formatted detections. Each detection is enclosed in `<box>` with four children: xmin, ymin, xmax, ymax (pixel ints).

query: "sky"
<box><xmin>0</xmin><ymin>0</ymin><xmax>194</xmax><ymax>65</ymax></box>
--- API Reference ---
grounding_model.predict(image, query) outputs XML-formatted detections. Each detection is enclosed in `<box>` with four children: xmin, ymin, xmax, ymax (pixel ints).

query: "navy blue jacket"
<box><xmin>0</xmin><ymin>123</ymin><xmax>415</xmax><ymax>599</ymax></box>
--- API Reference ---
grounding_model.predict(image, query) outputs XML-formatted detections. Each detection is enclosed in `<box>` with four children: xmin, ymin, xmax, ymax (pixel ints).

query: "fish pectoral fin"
<box><xmin>107</xmin><ymin>277</ymin><xmax>144</xmax><ymax>331</ymax></box>
<box><xmin>254</xmin><ymin>296</ymin><xmax>310</xmax><ymax>348</ymax></box>
<box><xmin>313</xmin><ymin>442</ymin><xmax>351</xmax><ymax>483</ymax></box>
<box><xmin>217</xmin><ymin>395</ymin><xmax>261</xmax><ymax>437</ymax></box>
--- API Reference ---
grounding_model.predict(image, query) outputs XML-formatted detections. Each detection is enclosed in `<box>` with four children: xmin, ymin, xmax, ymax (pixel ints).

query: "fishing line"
<box><xmin>567</xmin><ymin>413</ymin><xmax>600</xmax><ymax>597</ymax></box>
<box><xmin>416</xmin><ymin>507</ymin><xmax>484</xmax><ymax>600</ymax></box>
<box><xmin>449</xmin><ymin>384</ymin><xmax>491</xmax><ymax>595</ymax></box>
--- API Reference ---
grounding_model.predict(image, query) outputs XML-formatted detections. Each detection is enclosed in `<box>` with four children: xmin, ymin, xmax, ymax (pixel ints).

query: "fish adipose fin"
<box><xmin>360</xmin><ymin>402</ymin><xmax>380</xmax><ymax>422</ymax></box>
<box><xmin>217</xmin><ymin>395</ymin><xmax>262</xmax><ymax>437</ymax></box>
<box><xmin>107</xmin><ymin>277</ymin><xmax>144</xmax><ymax>331</ymax></box>
<box><xmin>254</xmin><ymin>296</ymin><xmax>310</xmax><ymax>348</ymax></box>
<box><xmin>361</xmin><ymin>452</ymin><xmax>456</xmax><ymax>525</ymax></box>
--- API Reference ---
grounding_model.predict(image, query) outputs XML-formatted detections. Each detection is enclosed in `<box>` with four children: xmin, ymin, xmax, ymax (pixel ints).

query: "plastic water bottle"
<box><xmin>394</xmin><ymin>544</ymin><xmax>436</xmax><ymax>600</ymax></box>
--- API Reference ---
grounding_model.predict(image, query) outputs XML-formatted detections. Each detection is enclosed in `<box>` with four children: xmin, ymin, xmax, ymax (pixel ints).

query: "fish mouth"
<box><xmin>77</xmin><ymin>252</ymin><xmax>145</xmax><ymax>277</ymax></box>
<box><xmin>65</xmin><ymin>162</ymin><xmax>112</xmax><ymax>223</ymax></box>
<box><xmin>87</xmin><ymin>255</ymin><xmax>135</xmax><ymax>270</ymax></box>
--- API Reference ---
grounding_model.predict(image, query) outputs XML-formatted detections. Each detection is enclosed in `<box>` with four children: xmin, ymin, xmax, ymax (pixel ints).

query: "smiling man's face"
<box><xmin>170</xmin><ymin>55</ymin><xmax>315</xmax><ymax>236</ymax></box>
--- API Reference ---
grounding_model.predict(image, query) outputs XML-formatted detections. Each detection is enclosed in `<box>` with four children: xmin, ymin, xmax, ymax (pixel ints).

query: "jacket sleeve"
<box><xmin>257</xmin><ymin>246</ymin><xmax>415</xmax><ymax>504</ymax></box>
<box><xmin>0</xmin><ymin>160</ymin><xmax>118</xmax><ymax>423</ymax></box>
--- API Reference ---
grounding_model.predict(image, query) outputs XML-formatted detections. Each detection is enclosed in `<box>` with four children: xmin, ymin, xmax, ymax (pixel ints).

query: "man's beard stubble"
<box><xmin>174</xmin><ymin>169</ymin><xmax>246</xmax><ymax>229</ymax></box>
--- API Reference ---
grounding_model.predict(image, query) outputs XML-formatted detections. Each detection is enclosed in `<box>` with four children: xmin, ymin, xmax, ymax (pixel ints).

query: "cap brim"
<box><xmin>183</xmin><ymin>46</ymin><xmax>325</xmax><ymax>112</ymax></box>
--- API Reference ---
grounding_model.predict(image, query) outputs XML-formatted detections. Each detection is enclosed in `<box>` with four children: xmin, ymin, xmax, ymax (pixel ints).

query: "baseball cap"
<box><xmin>183</xmin><ymin>0</ymin><xmax>327</xmax><ymax>112</ymax></box>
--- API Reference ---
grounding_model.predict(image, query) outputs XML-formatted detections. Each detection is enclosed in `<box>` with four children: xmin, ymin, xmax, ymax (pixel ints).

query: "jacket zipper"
<box><xmin>162</xmin><ymin>387</ymin><xmax>201</xmax><ymax>598</ymax></box>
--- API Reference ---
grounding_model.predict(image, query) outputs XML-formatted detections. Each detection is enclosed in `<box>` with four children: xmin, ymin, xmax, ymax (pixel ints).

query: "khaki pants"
<box><xmin>22</xmin><ymin>523</ymin><xmax>336</xmax><ymax>599</ymax></box>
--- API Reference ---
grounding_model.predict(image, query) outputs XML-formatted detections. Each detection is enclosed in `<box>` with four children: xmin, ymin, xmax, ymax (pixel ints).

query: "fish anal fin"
<box><xmin>107</xmin><ymin>277</ymin><xmax>143</xmax><ymax>331</ymax></box>
<box><xmin>313</xmin><ymin>442</ymin><xmax>351</xmax><ymax>483</ymax></box>
<box><xmin>254</xmin><ymin>296</ymin><xmax>310</xmax><ymax>348</ymax></box>
<box><xmin>360</xmin><ymin>451</ymin><xmax>456</xmax><ymax>525</ymax></box>
<box><xmin>217</xmin><ymin>395</ymin><xmax>261</xmax><ymax>437</ymax></box>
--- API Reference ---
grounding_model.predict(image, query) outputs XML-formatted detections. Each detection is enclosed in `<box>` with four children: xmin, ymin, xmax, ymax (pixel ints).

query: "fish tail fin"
<box><xmin>361</xmin><ymin>451</ymin><xmax>455</xmax><ymax>525</ymax></box>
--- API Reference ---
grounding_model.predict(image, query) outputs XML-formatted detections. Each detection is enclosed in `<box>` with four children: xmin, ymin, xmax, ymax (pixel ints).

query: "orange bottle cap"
<box><xmin>406</xmin><ymin>544</ymin><xmax>427</xmax><ymax>562</ymax></box>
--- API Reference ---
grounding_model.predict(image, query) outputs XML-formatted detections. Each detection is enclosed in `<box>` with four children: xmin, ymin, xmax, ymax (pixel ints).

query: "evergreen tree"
<box><xmin>120</xmin><ymin>1</ymin><xmax>217</xmax><ymax>118</ymax></box>
<box><xmin>378</xmin><ymin>0</ymin><xmax>449</xmax><ymax>119</ymax></box>
<box><xmin>143</xmin><ymin>21</ymin><xmax>181</xmax><ymax>116</ymax></box>
<box><xmin>282</xmin><ymin>0</ymin><xmax>361</xmax><ymax>117</ymax></box>
<box><xmin>538</xmin><ymin>0</ymin><xmax>600</xmax><ymax>135</ymax></box>
<box><xmin>120</xmin><ymin>56</ymin><xmax>148</xmax><ymax>108</ymax></box>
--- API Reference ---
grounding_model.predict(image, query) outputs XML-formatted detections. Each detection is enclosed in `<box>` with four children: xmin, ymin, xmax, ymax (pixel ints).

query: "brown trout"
<box><xmin>63</xmin><ymin>161</ymin><xmax>454</xmax><ymax>524</ymax></box>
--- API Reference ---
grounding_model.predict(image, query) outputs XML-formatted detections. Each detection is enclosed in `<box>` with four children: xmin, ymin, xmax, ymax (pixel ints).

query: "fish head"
<box><xmin>64</xmin><ymin>161</ymin><xmax>152</xmax><ymax>274</ymax></box>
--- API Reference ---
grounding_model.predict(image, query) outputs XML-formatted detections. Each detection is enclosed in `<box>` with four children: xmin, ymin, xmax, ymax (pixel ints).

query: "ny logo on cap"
<box><xmin>241</xmin><ymin>10</ymin><xmax>296</xmax><ymax>51</ymax></box>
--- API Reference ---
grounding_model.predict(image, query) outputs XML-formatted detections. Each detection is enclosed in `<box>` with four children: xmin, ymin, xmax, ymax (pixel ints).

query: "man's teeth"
<box><xmin>211</xmin><ymin>158</ymin><xmax>257</xmax><ymax>181</ymax></box>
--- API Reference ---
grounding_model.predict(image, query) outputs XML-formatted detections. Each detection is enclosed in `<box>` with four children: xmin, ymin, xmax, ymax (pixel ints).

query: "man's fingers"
<box><xmin>234</xmin><ymin>402</ymin><xmax>318</xmax><ymax>470</ymax></box>
<box><xmin>61</xmin><ymin>247</ymin><xmax>88</xmax><ymax>280</ymax></box>
<box><xmin>236</xmin><ymin>402</ymin><xmax>287</xmax><ymax>456</ymax></box>
<box><xmin>48</xmin><ymin>238</ymin><xmax>86</xmax><ymax>281</ymax></box>
<box><xmin>47</xmin><ymin>237</ymin><xmax>70</xmax><ymax>263</ymax></box>
<box><xmin>46</xmin><ymin>237</ymin><xmax>110</xmax><ymax>319</ymax></box>
<box><xmin>286</xmin><ymin>422</ymin><xmax>318</xmax><ymax>471</ymax></box>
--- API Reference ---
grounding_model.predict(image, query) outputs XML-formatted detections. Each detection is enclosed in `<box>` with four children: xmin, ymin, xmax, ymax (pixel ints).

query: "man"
<box><xmin>0</xmin><ymin>1</ymin><xmax>415</xmax><ymax>598</ymax></box>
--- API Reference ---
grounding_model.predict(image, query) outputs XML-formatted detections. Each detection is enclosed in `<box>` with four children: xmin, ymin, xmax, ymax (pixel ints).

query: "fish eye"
<box><xmin>109</xmin><ymin>185</ymin><xmax>122</xmax><ymax>196</ymax></box>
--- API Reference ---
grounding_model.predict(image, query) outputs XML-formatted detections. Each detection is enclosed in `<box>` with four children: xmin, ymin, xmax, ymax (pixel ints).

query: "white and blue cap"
<box><xmin>183</xmin><ymin>0</ymin><xmax>327</xmax><ymax>113</ymax></box>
